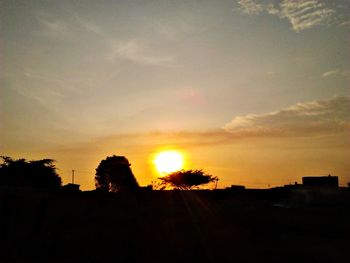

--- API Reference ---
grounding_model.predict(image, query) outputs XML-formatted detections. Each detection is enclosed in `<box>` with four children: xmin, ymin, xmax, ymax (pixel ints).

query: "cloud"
<box><xmin>36</xmin><ymin>12</ymin><xmax>176</xmax><ymax>67</ymax></box>
<box><xmin>109</xmin><ymin>40</ymin><xmax>176</xmax><ymax>66</ymax></box>
<box><xmin>339</xmin><ymin>20</ymin><xmax>350</xmax><ymax>27</ymax></box>
<box><xmin>224</xmin><ymin>96</ymin><xmax>350</xmax><ymax>137</ymax></box>
<box><xmin>74</xmin><ymin>16</ymin><xmax>106</xmax><ymax>37</ymax></box>
<box><xmin>37</xmin><ymin>12</ymin><xmax>108</xmax><ymax>40</ymax></box>
<box><xmin>322</xmin><ymin>69</ymin><xmax>350</xmax><ymax>78</ymax></box>
<box><xmin>237</xmin><ymin>0</ymin><xmax>266</xmax><ymax>15</ymax></box>
<box><xmin>37</xmin><ymin>17</ymin><xmax>69</xmax><ymax>35</ymax></box>
<box><xmin>54</xmin><ymin>96</ymin><xmax>350</xmax><ymax>157</ymax></box>
<box><xmin>237</xmin><ymin>0</ymin><xmax>344</xmax><ymax>32</ymax></box>
<box><xmin>280</xmin><ymin>0</ymin><xmax>334</xmax><ymax>32</ymax></box>
<box><xmin>322</xmin><ymin>69</ymin><xmax>340</xmax><ymax>77</ymax></box>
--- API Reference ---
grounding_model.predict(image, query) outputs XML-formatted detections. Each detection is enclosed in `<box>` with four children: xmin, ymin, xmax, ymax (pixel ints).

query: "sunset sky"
<box><xmin>1</xmin><ymin>0</ymin><xmax>349</xmax><ymax>189</ymax></box>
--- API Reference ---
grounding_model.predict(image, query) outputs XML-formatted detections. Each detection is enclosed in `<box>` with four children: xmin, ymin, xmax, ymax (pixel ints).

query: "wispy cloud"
<box><xmin>9</xmin><ymin>70</ymin><xmax>66</xmax><ymax>109</ymax></box>
<box><xmin>109</xmin><ymin>40</ymin><xmax>176</xmax><ymax>66</ymax></box>
<box><xmin>280</xmin><ymin>0</ymin><xmax>334</xmax><ymax>32</ymax></box>
<box><xmin>37</xmin><ymin>11</ymin><xmax>108</xmax><ymax>40</ymax></box>
<box><xmin>236</xmin><ymin>0</ymin><xmax>346</xmax><ymax>32</ymax></box>
<box><xmin>339</xmin><ymin>20</ymin><xmax>350</xmax><ymax>27</ymax></box>
<box><xmin>322</xmin><ymin>69</ymin><xmax>350</xmax><ymax>78</ymax></box>
<box><xmin>56</xmin><ymin>96</ymin><xmax>350</xmax><ymax>156</ymax></box>
<box><xmin>37</xmin><ymin>17</ymin><xmax>69</xmax><ymax>35</ymax></box>
<box><xmin>74</xmin><ymin>15</ymin><xmax>106</xmax><ymax>37</ymax></box>
<box><xmin>224</xmin><ymin>96</ymin><xmax>350</xmax><ymax>137</ymax></box>
<box><xmin>237</xmin><ymin>0</ymin><xmax>266</xmax><ymax>15</ymax></box>
<box><xmin>36</xmin><ymin>11</ymin><xmax>176</xmax><ymax>67</ymax></box>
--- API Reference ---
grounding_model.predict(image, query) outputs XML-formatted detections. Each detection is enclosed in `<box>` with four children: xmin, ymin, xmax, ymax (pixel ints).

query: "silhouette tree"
<box><xmin>95</xmin><ymin>155</ymin><xmax>139</xmax><ymax>192</ymax></box>
<box><xmin>0</xmin><ymin>156</ymin><xmax>62</xmax><ymax>189</ymax></box>
<box><xmin>158</xmin><ymin>169</ymin><xmax>218</xmax><ymax>190</ymax></box>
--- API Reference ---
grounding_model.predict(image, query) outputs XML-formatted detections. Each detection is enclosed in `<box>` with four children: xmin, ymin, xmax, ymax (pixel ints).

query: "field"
<box><xmin>1</xmin><ymin>188</ymin><xmax>349</xmax><ymax>262</ymax></box>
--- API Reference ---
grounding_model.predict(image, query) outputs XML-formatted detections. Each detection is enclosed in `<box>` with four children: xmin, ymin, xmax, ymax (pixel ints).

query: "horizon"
<box><xmin>1</xmin><ymin>0</ymin><xmax>349</xmax><ymax>190</ymax></box>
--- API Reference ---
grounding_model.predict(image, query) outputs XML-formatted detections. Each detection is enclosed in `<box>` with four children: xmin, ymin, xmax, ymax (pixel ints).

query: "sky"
<box><xmin>1</xmin><ymin>0</ymin><xmax>349</xmax><ymax>189</ymax></box>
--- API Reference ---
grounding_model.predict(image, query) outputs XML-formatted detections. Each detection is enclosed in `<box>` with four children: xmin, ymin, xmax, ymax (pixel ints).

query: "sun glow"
<box><xmin>154</xmin><ymin>150</ymin><xmax>184</xmax><ymax>175</ymax></box>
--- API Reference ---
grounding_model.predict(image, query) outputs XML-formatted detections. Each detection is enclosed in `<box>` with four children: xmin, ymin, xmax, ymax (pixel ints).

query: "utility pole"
<box><xmin>72</xmin><ymin>170</ymin><xmax>75</xmax><ymax>184</ymax></box>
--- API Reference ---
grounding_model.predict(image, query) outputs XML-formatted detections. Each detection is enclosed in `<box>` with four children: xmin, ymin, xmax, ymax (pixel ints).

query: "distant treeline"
<box><xmin>0</xmin><ymin>155</ymin><xmax>218</xmax><ymax>192</ymax></box>
<box><xmin>0</xmin><ymin>156</ymin><xmax>61</xmax><ymax>189</ymax></box>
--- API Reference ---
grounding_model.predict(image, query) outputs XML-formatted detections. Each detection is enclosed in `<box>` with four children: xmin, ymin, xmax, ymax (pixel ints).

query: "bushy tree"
<box><xmin>158</xmin><ymin>169</ymin><xmax>218</xmax><ymax>190</ymax></box>
<box><xmin>95</xmin><ymin>155</ymin><xmax>139</xmax><ymax>192</ymax></box>
<box><xmin>0</xmin><ymin>156</ymin><xmax>62</xmax><ymax>189</ymax></box>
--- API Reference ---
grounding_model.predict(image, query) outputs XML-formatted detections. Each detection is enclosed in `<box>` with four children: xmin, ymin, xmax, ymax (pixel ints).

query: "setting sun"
<box><xmin>154</xmin><ymin>151</ymin><xmax>184</xmax><ymax>175</ymax></box>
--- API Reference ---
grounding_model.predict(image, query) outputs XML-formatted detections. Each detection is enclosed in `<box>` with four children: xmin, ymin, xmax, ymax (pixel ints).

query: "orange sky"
<box><xmin>1</xmin><ymin>0</ymin><xmax>349</xmax><ymax>189</ymax></box>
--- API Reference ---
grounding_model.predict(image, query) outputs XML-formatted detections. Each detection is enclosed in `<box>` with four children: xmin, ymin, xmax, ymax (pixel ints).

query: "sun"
<box><xmin>154</xmin><ymin>150</ymin><xmax>184</xmax><ymax>175</ymax></box>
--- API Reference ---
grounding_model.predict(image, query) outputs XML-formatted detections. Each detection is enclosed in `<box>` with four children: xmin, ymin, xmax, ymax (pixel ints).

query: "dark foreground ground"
<box><xmin>1</xmin><ymin>187</ymin><xmax>349</xmax><ymax>263</ymax></box>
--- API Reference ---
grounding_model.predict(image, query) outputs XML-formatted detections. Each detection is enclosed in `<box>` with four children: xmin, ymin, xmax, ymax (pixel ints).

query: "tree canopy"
<box><xmin>95</xmin><ymin>155</ymin><xmax>139</xmax><ymax>192</ymax></box>
<box><xmin>158</xmin><ymin>169</ymin><xmax>218</xmax><ymax>190</ymax></box>
<box><xmin>0</xmin><ymin>156</ymin><xmax>62</xmax><ymax>189</ymax></box>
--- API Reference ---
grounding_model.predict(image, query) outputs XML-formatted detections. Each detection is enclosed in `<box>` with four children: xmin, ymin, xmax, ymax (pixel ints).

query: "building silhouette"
<box><xmin>302</xmin><ymin>174</ymin><xmax>338</xmax><ymax>189</ymax></box>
